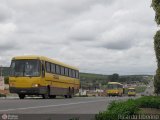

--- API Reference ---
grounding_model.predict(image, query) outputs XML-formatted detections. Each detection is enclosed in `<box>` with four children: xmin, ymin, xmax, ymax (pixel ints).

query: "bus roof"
<box><xmin>12</xmin><ymin>55</ymin><xmax>79</xmax><ymax>70</ymax></box>
<box><xmin>128</xmin><ymin>87</ymin><xmax>135</xmax><ymax>90</ymax></box>
<box><xmin>108</xmin><ymin>82</ymin><xmax>123</xmax><ymax>85</ymax></box>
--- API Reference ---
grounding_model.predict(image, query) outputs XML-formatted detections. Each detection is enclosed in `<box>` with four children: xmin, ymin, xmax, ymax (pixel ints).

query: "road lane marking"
<box><xmin>0</xmin><ymin>99</ymin><xmax>108</xmax><ymax>112</ymax></box>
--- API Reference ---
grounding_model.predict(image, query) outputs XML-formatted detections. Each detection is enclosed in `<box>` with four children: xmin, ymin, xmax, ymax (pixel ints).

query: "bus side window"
<box><xmin>51</xmin><ymin>63</ymin><xmax>56</xmax><ymax>74</ymax></box>
<box><xmin>45</xmin><ymin>62</ymin><xmax>51</xmax><ymax>73</ymax></box>
<box><xmin>41</xmin><ymin>61</ymin><xmax>45</xmax><ymax>77</ymax></box>
<box><xmin>61</xmin><ymin>66</ymin><xmax>65</xmax><ymax>75</ymax></box>
<box><xmin>69</xmin><ymin>69</ymin><xmax>72</xmax><ymax>77</ymax></box>
<box><xmin>56</xmin><ymin>65</ymin><xmax>60</xmax><ymax>74</ymax></box>
<box><xmin>65</xmin><ymin>68</ymin><xmax>68</xmax><ymax>76</ymax></box>
<box><xmin>76</xmin><ymin>71</ymin><xmax>79</xmax><ymax>78</ymax></box>
<box><xmin>72</xmin><ymin>70</ymin><xmax>76</xmax><ymax>78</ymax></box>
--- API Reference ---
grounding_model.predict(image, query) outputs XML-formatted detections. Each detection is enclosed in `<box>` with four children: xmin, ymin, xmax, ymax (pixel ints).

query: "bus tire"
<box><xmin>68</xmin><ymin>95</ymin><xmax>72</xmax><ymax>98</ymax></box>
<box><xmin>49</xmin><ymin>95</ymin><xmax>56</xmax><ymax>99</ymax></box>
<box><xmin>64</xmin><ymin>95</ymin><xmax>68</xmax><ymax>98</ymax></box>
<box><xmin>19</xmin><ymin>94</ymin><xmax>25</xmax><ymax>99</ymax></box>
<box><xmin>42</xmin><ymin>87</ymin><xmax>50</xmax><ymax>99</ymax></box>
<box><xmin>68</xmin><ymin>87</ymin><xmax>74</xmax><ymax>98</ymax></box>
<box><xmin>42</xmin><ymin>94</ymin><xmax>49</xmax><ymax>99</ymax></box>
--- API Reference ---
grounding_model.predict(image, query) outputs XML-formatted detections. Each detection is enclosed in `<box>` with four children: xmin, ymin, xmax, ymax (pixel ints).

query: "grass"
<box><xmin>135</xmin><ymin>96</ymin><xmax>160</xmax><ymax>109</ymax></box>
<box><xmin>95</xmin><ymin>96</ymin><xmax>160</xmax><ymax>120</ymax></box>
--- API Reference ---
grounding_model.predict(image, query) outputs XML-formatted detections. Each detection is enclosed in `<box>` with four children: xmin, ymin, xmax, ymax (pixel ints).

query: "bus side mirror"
<box><xmin>42</xmin><ymin>64</ymin><xmax>45</xmax><ymax>77</ymax></box>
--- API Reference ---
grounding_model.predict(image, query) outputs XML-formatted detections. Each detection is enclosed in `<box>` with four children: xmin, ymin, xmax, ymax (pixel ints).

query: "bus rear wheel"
<box><xmin>64</xmin><ymin>95</ymin><xmax>68</xmax><ymax>98</ymax></box>
<box><xmin>19</xmin><ymin>94</ymin><xmax>25</xmax><ymax>99</ymax></box>
<box><xmin>42</xmin><ymin>94</ymin><xmax>49</xmax><ymax>99</ymax></box>
<box><xmin>49</xmin><ymin>95</ymin><xmax>56</xmax><ymax>99</ymax></box>
<box><xmin>68</xmin><ymin>87</ymin><xmax>74</xmax><ymax>98</ymax></box>
<box><xmin>65</xmin><ymin>87</ymin><xmax>74</xmax><ymax>98</ymax></box>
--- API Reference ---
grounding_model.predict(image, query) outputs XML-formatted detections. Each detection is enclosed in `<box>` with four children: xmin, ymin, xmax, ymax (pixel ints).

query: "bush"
<box><xmin>96</xmin><ymin>99</ymin><xmax>140</xmax><ymax>120</ymax></box>
<box><xmin>135</xmin><ymin>96</ymin><xmax>160</xmax><ymax>109</ymax></box>
<box><xmin>95</xmin><ymin>111</ymin><xmax>117</xmax><ymax>120</ymax></box>
<box><xmin>95</xmin><ymin>96</ymin><xmax>160</xmax><ymax>120</ymax></box>
<box><xmin>0</xmin><ymin>93</ymin><xmax>6</xmax><ymax>97</ymax></box>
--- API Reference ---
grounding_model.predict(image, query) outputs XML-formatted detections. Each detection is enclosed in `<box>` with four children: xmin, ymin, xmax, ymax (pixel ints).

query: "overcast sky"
<box><xmin>0</xmin><ymin>0</ymin><xmax>157</xmax><ymax>75</ymax></box>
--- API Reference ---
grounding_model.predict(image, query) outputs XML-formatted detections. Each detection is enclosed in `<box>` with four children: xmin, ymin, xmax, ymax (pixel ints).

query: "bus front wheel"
<box><xmin>19</xmin><ymin>94</ymin><xmax>25</xmax><ymax>99</ymax></box>
<box><xmin>68</xmin><ymin>87</ymin><xmax>74</xmax><ymax>98</ymax></box>
<box><xmin>64</xmin><ymin>95</ymin><xmax>68</xmax><ymax>98</ymax></box>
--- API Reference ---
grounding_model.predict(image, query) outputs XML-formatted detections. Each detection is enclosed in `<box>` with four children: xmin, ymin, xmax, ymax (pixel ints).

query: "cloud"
<box><xmin>0</xmin><ymin>3</ymin><xmax>13</xmax><ymax>22</ymax></box>
<box><xmin>0</xmin><ymin>42</ymin><xmax>19</xmax><ymax>54</ymax></box>
<box><xmin>0</xmin><ymin>0</ymin><xmax>157</xmax><ymax>74</ymax></box>
<box><xmin>69</xmin><ymin>20</ymin><xmax>101</xmax><ymax>41</ymax></box>
<box><xmin>102</xmin><ymin>40</ymin><xmax>133</xmax><ymax>50</ymax></box>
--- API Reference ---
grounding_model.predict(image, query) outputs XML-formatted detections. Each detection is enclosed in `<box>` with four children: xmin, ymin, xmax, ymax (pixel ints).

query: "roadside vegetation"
<box><xmin>135</xmin><ymin>86</ymin><xmax>147</xmax><ymax>93</ymax></box>
<box><xmin>152</xmin><ymin>0</ymin><xmax>160</xmax><ymax>95</ymax></box>
<box><xmin>0</xmin><ymin>93</ymin><xmax>6</xmax><ymax>97</ymax></box>
<box><xmin>80</xmin><ymin>73</ymin><xmax>151</xmax><ymax>90</ymax></box>
<box><xmin>95</xmin><ymin>96</ymin><xmax>160</xmax><ymax>120</ymax></box>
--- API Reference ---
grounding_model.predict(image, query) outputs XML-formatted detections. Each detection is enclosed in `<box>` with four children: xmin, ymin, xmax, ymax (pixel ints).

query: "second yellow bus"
<box><xmin>106</xmin><ymin>82</ymin><xmax>124</xmax><ymax>97</ymax></box>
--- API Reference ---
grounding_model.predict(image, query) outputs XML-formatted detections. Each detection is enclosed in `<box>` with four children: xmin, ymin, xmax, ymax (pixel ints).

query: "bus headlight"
<box><xmin>9</xmin><ymin>83</ymin><xmax>15</xmax><ymax>87</ymax></box>
<box><xmin>32</xmin><ymin>84</ymin><xmax>39</xmax><ymax>87</ymax></box>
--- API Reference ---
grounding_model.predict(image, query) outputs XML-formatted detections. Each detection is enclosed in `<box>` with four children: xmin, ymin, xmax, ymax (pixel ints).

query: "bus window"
<box><xmin>61</xmin><ymin>66</ymin><xmax>65</xmax><ymax>75</ymax></box>
<box><xmin>72</xmin><ymin>70</ymin><xmax>76</xmax><ymax>78</ymax></box>
<box><xmin>69</xmin><ymin>69</ymin><xmax>72</xmax><ymax>77</ymax></box>
<box><xmin>118</xmin><ymin>84</ymin><xmax>123</xmax><ymax>88</ymax></box>
<box><xmin>10</xmin><ymin>60</ymin><xmax>40</xmax><ymax>77</ymax></box>
<box><xmin>45</xmin><ymin>62</ymin><xmax>51</xmax><ymax>73</ymax></box>
<box><xmin>76</xmin><ymin>71</ymin><xmax>79</xmax><ymax>78</ymax></box>
<box><xmin>56</xmin><ymin>65</ymin><xmax>60</xmax><ymax>74</ymax></box>
<box><xmin>51</xmin><ymin>63</ymin><xmax>56</xmax><ymax>73</ymax></box>
<box><xmin>65</xmin><ymin>68</ymin><xmax>68</xmax><ymax>76</ymax></box>
<box><xmin>108</xmin><ymin>84</ymin><xmax>118</xmax><ymax>89</ymax></box>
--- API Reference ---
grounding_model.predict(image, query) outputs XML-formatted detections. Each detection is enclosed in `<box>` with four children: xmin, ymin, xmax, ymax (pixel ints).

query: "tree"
<box><xmin>109</xmin><ymin>73</ymin><xmax>119</xmax><ymax>82</ymax></box>
<box><xmin>152</xmin><ymin>0</ymin><xmax>160</xmax><ymax>94</ymax></box>
<box><xmin>154</xmin><ymin>75</ymin><xmax>160</xmax><ymax>95</ymax></box>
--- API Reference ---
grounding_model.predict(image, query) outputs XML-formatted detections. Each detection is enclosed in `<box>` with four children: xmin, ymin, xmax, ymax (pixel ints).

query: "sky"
<box><xmin>0</xmin><ymin>0</ymin><xmax>157</xmax><ymax>75</ymax></box>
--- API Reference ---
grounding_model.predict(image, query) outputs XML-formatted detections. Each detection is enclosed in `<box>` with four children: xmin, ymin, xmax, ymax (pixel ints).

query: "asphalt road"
<box><xmin>0</xmin><ymin>96</ymin><xmax>135</xmax><ymax>114</ymax></box>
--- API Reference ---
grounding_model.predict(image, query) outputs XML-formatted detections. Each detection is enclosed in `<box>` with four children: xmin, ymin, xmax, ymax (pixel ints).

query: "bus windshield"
<box><xmin>107</xmin><ymin>84</ymin><xmax>122</xmax><ymax>89</ymax></box>
<box><xmin>10</xmin><ymin>60</ymin><xmax>40</xmax><ymax>77</ymax></box>
<box><xmin>128</xmin><ymin>89</ymin><xmax>135</xmax><ymax>92</ymax></box>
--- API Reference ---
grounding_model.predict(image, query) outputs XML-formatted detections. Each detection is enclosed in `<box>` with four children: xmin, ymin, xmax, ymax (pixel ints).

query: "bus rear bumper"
<box><xmin>9</xmin><ymin>87</ymin><xmax>46</xmax><ymax>95</ymax></box>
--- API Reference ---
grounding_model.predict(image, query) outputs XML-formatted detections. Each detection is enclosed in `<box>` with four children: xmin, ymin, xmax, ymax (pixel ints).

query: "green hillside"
<box><xmin>80</xmin><ymin>73</ymin><xmax>152</xmax><ymax>89</ymax></box>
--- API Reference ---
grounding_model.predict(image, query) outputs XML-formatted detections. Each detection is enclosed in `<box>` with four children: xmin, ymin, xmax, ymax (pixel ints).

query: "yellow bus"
<box><xmin>106</xmin><ymin>82</ymin><xmax>124</xmax><ymax>96</ymax></box>
<box><xmin>128</xmin><ymin>87</ymin><xmax>136</xmax><ymax>96</ymax></box>
<box><xmin>9</xmin><ymin>55</ymin><xmax>80</xmax><ymax>99</ymax></box>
